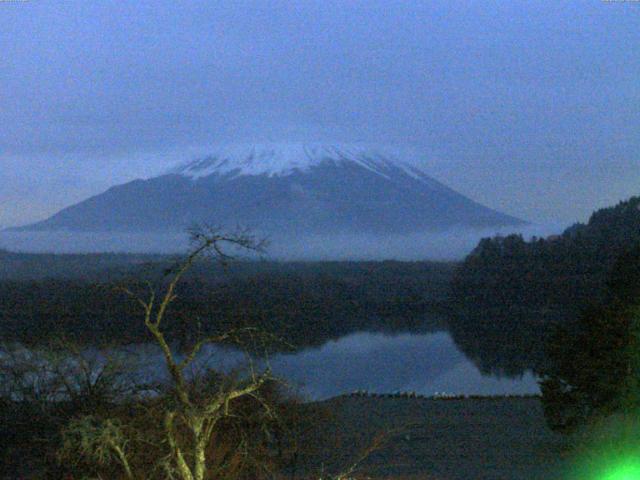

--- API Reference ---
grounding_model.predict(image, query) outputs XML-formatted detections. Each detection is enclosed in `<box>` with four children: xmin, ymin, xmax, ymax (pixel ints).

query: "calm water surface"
<box><xmin>265</xmin><ymin>331</ymin><xmax>539</xmax><ymax>399</ymax></box>
<box><xmin>133</xmin><ymin>331</ymin><xmax>539</xmax><ymax>401</ymax></box>
<box><xmin>2</xmin><ymin>331</ymin><xmax>539</xmax><ymax>401</ymax></box>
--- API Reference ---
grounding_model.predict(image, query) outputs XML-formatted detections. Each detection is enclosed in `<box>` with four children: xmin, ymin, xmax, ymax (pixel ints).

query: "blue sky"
<box><xmin>1</xmin><ymin>0</ymin><xmax>639</xmax><ymax>228</ymax></box>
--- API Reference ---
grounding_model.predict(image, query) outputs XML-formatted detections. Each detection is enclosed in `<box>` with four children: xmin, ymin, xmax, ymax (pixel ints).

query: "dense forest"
<box><xmin>0</xmin><ymin>256</ymin><xmax>454</xmax><ymax>350</ymax></box>
<box><xmin>449</xmin><ymin>196</ymin><xmax>640</xmax><ymax>376</ymax></box>
<box><xmin>539</xmin><ymin>244</ymin><xmax>640</xmax><ymax>431</ymax></box>
<box><xmin>0</xmin><ymin>250</ymin><xmax>166</xmax><ymax>281</ymax></box>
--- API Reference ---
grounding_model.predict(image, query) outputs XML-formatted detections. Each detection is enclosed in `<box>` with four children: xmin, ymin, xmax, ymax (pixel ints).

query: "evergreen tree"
<box><xmin>540</xmin><ymin>245</ymin><xmax>640</xmax><ymax>432</ymax></box>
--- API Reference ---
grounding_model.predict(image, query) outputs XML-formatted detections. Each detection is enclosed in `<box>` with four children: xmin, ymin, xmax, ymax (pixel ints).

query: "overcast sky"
<box><xmin>1</xmin><ymin>0</ymin><xmax>639</xmax><ymax>228</ymax></box>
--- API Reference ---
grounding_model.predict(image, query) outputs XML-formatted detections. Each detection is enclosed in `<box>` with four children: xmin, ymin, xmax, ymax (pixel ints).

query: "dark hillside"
<box><xmin>449</xmin><ymin>196</ymin><xmax>640</xmax><ymax>375</ymax></box>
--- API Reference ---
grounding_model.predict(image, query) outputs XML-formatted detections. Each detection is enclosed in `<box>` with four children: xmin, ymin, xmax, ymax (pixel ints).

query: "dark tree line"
<box><xmin>0</xmin><ymin>260</ymin><xmax>454</xmax><ymax>351</ymax></box>
<box><xmin>540</xmin><ymin>245</ymin><xmax>640</xmax><ymax>432</ymax></box>
<box><xmin>448</xmin><ymin>196</ymin><xmax>640</xmax><ymax>376</ymax></box>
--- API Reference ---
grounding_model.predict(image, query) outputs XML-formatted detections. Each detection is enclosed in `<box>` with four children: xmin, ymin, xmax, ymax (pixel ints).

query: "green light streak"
<box><xmin>601</xmin><ymin>460</ymin><xmax>640</xmax><ymax>480</ymax></box>
<box><xmin>561</xmin><ymin>412</ymin><xmax>640</xmax><ymax>480</ymax></box>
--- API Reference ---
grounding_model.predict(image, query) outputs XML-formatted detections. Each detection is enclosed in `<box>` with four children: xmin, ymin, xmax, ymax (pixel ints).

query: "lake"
<box><xmin>1</xmin><ymin>330</ymin><xmax>539</xmax><ymax>402</ymax></box>
<box><xmin>131</xmin><ymin>331</ymin><xmax>540</xmax><ymax>401</ymax></box>
<box><xmin>258</xmin><ymin>331</ymin><xmax>539</xmax><ymax>399</ymax></box>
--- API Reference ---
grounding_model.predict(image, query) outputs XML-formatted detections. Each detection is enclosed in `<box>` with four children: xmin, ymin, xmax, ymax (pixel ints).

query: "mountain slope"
<box><xmin>17</xmin><ymin>143</ymin><xmax>524</xmax><ymax>234</ymax></box>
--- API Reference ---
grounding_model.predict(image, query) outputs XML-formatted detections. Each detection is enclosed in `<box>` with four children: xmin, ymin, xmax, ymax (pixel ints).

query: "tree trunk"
<box><xmin>166</xmin><ymin>411</ymin><xmax>195</xmax><ymax>480</ymax></box>
<box><xmin>192</xmin><ymin>417</ymin><xmax>207</xmax><ymax>480</ymax></box>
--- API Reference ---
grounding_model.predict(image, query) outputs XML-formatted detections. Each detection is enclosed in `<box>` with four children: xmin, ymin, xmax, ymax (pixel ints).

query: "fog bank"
<box><xmin>0</xmin><ymin>222</ymin><xmax>569</xmax><ymax>261</ymax></box>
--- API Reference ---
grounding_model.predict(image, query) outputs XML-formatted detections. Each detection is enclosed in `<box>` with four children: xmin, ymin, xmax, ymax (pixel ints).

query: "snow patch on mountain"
<box><xmin>171</xmin><ymin>143</ymin><xmax>431</xmax><ymax>182</ymax></box>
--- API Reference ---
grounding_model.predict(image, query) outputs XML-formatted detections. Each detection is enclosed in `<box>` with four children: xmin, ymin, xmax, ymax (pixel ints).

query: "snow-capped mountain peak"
<box><xmin>18</xmin><ymin>141</ymin><xmax>525</xmax><ymax>237</ymax></box>
<box><xmin>171</xmin><ymin>143</ymin><xmax>428</xmax><ymax>181</ymax></box>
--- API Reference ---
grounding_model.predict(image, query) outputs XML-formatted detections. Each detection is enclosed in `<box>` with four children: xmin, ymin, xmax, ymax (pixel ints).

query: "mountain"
<box><xmin>16</xmin><ymin>143</ymin><xmax>524</xmax><ymax>234</ymax></box>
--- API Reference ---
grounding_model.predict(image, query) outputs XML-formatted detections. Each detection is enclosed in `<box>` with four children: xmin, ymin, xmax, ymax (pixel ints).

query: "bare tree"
<box><xmin>110</xmin><ymin>226</ymin><xmax>276</xmax><ymax>480</ymax></box>
<box><xmin>0</xmin><ymin>337</ymin><xmax>141</xmax><ymax>478</ymax></box>
<box><xmin>0</xmin><ymin>338</ymin><xmax>137</xmax><ymax>410</ymax></box>
<box><xmin>31</xmin><ymin>226</ymin><xmax>394</xmax><ymax>479</ymax></box>
<box><xmin>60</xmin><ymin>415</ymin><xmax>136</xmax><ymax>479</ymax></box>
